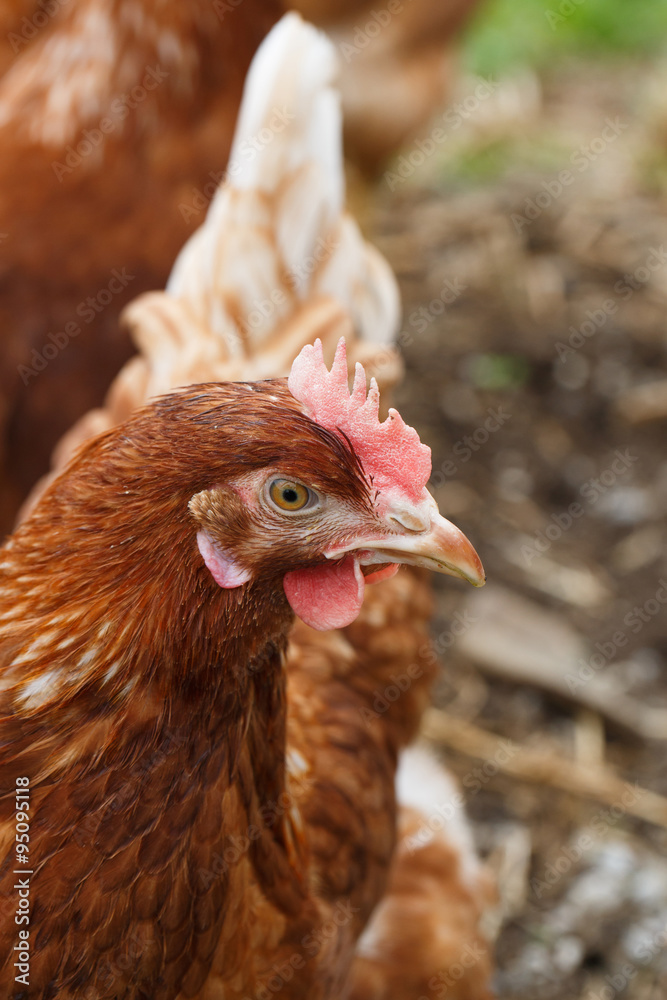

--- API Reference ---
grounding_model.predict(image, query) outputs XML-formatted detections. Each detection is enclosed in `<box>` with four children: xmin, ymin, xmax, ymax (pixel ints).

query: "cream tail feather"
<box><xmin>162</xmin><ymin>11</ymin><xmax>400</xmax><ymax>374</ymax></box>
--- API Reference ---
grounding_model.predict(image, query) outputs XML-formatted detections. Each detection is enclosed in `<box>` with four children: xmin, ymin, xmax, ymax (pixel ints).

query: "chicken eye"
<box><xmin>268</xmin><ymin>480</ymin><xmax>313</xmax><ymax>512</ymax></box>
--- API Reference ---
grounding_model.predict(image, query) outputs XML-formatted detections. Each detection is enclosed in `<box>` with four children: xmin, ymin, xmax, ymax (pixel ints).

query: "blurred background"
<box><xmin>375</xmin><ymin>1</ymin><xmax>667</xmax><ymax>996</ymax></box>
<box><xmin>1</xmin><ymin>0</ymin><xmax>667</xmax><ymax>996</ymax></box>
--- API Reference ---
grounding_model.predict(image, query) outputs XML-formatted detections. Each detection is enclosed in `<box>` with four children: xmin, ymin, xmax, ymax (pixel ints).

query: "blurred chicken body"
<box><xmin>0</xmin><ymin>0</ymin><xmax>482</xmax><ymax>529</ymax></box>
<box><xmin>0</xmin><ymin>0</ymin><xmax>281</xmax><ymax>526</ymax></box>
<box><xmin>296</xmin><ymin>0</ymin><xmax>480</xmax><ymax>170</ymax></box>
<box><xmin>0</xmin><ymin>14</ymin><xmax>494</xmax><ymax>999</ymax></box>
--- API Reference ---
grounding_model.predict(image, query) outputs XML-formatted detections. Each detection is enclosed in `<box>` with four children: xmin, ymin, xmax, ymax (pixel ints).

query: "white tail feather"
<box><xmin>164</xmin><ymin>12</ymin><xmax>399</xmax><ymax>368</ymax></box>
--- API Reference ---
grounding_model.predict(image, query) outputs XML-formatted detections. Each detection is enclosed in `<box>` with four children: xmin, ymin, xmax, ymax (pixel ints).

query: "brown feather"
<box><xmin>0</xmin><ymin>379</ymin><xmax>432</xmax><ymax>997</ymax></box>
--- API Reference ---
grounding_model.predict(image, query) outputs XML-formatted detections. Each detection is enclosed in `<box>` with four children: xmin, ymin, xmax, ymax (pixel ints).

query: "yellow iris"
<box><xmin>269</xmin><ymin>480</ymin><xmax>311</xmax><ymax>511</ymax></box>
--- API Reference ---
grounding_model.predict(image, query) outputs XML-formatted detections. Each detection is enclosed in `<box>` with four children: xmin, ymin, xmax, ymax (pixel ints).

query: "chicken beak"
<box><xmin>327</xmin><ymin>494</ymin><xmax>486</xmax><ymax>588</ymax></box>
<box><xmin>360</xmin><ymin>512</ymin><xmax>485</xmax><ymax>586</ymax></box>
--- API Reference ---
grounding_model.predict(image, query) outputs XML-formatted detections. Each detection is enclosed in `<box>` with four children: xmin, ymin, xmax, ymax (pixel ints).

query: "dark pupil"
<box><xmin>283</xmin><ymin>488</ymin><xmax>299</xmax><ymax>504</ymax></box>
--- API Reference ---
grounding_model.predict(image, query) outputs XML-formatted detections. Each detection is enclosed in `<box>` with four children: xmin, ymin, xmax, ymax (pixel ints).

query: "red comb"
<box><xmin>288</xmin><ymin>339</ymin><xmax>431</xmax><ymax>502</ymax></box>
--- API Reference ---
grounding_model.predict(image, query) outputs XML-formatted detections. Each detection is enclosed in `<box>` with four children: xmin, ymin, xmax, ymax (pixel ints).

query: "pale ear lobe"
<box><xmin>196</xmin><ymin>531</ymin><xmax>252</xmax><ymax>589</ymax></box>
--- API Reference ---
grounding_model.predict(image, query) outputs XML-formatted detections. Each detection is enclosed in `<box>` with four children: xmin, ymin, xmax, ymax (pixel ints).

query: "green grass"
<box><xmin>462</xmin><ymin>0</ymin><xmax>667</xmax><ymax>77</ymax></box>
<box><xmin>464</xmin><ymin>353</ymin><xmax>531</xmax><ymax>390</ymax></box>
<box><xmin>441</xmin><ymin>135</ymin><xmax>576</xmax><ymax>184</ymax></box>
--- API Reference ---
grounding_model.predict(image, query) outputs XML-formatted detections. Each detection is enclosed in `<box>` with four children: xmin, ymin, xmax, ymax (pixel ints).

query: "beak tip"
<box><xmin>462</xmin><ymin>563</ymin><xmax>485</xmax><ymax>588</ymax></box>
<box><xmin>453</xmin><ymin>536</ymin><xmax>485</xmax><ymax>588</ymax></box>
<box><xmin>471</xmin><ymin>558</ymin><xmax>486</xmax><ymax>588</ymax></box>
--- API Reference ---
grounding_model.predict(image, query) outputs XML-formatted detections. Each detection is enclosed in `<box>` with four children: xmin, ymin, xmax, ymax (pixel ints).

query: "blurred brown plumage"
<box><xmin>0</xmin><ymin>0</ymin><xmax>281</xmax><ymax>528</ymax></box>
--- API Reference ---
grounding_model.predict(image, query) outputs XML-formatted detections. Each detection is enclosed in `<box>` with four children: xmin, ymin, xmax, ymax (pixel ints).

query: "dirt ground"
<box><xmin>369</xmin><ymin>57</ymin><xmax>667</xmax><ymax>999</ymax></box>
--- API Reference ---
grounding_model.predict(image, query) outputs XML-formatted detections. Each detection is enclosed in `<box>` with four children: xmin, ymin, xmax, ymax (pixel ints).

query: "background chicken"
<box><xmin>0</xmin><ymin>0</ymin><xmax>483</xmax><ymax>535</ymax></box>
<box><xmin>293</xmin><ymin>0</ymin><xmax>481</xmax><ymax>172</ymax></box>
<box><xmin>1</xmin><ymin>12</ymin><xmax>495</xmax><ymax>999</ymax></box>
<box><xmin>0</xmin><ymin>0</ymin><xmax>281</xmax><ymax>528</ymax></box>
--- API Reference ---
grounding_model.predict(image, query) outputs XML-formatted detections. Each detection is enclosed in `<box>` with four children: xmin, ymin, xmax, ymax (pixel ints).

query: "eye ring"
<box><xmin>268</xmin><ymin>479</ymin><xmax>316</xmax><ymax>513</ymax></box>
